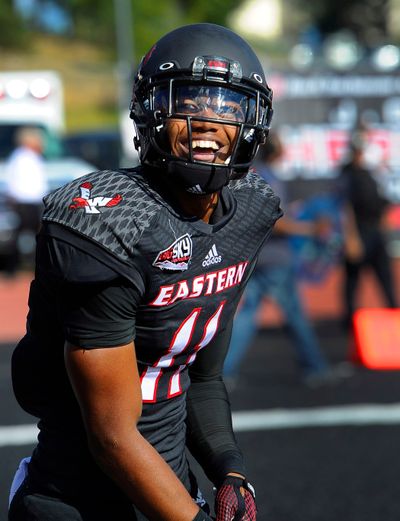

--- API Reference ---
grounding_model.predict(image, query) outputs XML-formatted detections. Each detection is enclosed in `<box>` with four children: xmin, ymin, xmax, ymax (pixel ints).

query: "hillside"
<box><xmin>1</xmin><ymin>35</ymin><xmax>120</xmax><ymax>132</ymax></box>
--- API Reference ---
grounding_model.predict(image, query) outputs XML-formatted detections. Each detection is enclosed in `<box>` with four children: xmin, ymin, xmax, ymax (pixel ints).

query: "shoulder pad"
<box><xmin>43</xmin><ymin>168</ymin><xmax>161</xmax><ymax>261</ymax></box>
<box><xmin>229</xmin><ymin>170</ymin><xmax>276</xmax><ymax>198</ymax></box>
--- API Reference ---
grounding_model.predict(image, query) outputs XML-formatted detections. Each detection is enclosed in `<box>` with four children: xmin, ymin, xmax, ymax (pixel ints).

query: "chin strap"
<box><xmin>167</xmin><ymin>160</ymin><xmax>232</xmax><ymax>195</ymax></box>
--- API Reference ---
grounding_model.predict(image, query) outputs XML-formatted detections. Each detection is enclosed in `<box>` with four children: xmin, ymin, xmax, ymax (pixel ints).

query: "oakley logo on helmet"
<box><xmin>153</xmin><ymin>234</ymin><xmax>192</xmax><ymax>271</ymax></box>
<box><xmin>252</xmin><ymin>73</ymin><xmax>263</xmax><ymax>83</ymax></box>
<box><xmin>159</xmin><ymin>62</ymin><xmax>175</xmax><ymax>70</ymax></box>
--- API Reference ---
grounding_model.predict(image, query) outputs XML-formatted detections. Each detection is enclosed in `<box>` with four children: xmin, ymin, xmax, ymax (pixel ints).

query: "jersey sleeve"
<box><xmin>35</xmin><ymin>228</ymin><xmax>143</xmax><ymax>348</ymax></box>
<box><xmin>186</xmin><ymin>316</ymin><xmax>246</xmax><ymax>485</ymax></box>
<box><xmin>61</xmin><ymin>277</ymin><xmax>141</xmax><ymax>348</ymax></box>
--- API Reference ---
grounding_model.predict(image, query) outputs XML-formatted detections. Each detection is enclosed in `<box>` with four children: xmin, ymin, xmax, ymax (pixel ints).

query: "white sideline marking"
<box><xmin>232</xmin><ymin>404</ymin><xmax>400</xmax><ymax>431</ymax></box>
<box><xmin>0</xmin><ymin>424</ymin><xmax>38</xmax><ymax>447</ymax></box>
<box><xmin>2</xmin><ymin>404</ymin><xmax>400</xmax><ymax>447</ymax></box>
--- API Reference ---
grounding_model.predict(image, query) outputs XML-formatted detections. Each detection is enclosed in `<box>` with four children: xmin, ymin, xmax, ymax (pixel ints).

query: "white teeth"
<box><xmin>191</xmin><ymin>140</ymin><xmax>219</xmax><ymax>150</ymax></box>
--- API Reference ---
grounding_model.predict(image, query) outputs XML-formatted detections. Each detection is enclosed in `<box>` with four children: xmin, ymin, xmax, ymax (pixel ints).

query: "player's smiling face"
<box><xmin>162</xmin><ymin>85</ymin><xmax>246</xmax><ymax>164</ymax></box>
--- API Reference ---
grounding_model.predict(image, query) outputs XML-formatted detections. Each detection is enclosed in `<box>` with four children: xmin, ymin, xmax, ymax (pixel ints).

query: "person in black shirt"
<box><xmin>338</xmin><ymin>136</ymin><xmax>397</xmax><ymax>328</ymax></box>
<box><xmin>8</xmin><ymin>24</ymin><xmax>281</xmax><ymax>521</ymax></box>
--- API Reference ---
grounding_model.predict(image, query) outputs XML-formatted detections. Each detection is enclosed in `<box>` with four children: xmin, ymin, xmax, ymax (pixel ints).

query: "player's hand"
<box><xmin>344</xmin><ymin>234</ymin><xmax>364</xmax><ymax>262</ymax></box>
<box><xmin>312</xmin><ymin>216</ymin><xmax>333</xmax><ymax>241</ymax></box>
<box><xmin>214</xmin><ymin>475</ymin><xmax>256</xmax><ymax>520</ymax></box>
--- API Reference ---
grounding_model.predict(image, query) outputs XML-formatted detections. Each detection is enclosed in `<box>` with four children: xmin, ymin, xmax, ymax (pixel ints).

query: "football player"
<box><xmin>9</xmin><ymin>23</ymin><xmax>281</xmax><ymax>521</ymax></box>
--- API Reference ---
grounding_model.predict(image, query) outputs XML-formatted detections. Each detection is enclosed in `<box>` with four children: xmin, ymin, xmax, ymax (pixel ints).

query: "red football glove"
<box><xmin>214</xmin><ymin>476</ymin><xmax>257</xmax><ymax>521</ymax></box>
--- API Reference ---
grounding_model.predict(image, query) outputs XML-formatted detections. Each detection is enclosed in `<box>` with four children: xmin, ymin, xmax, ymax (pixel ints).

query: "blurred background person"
<box><xmin>4</xmin><ymin>126</ymin><xmax>48</xmax><ymax>272</ymax></box>
<box><xmin>224</xmin><ymin>132</ymin><xmax>352</xmax><ymax>388</ymax></box>
<box><xmin>337</xmin><ymin>134</ymin><xmax>398</xmax><ymax>329</ymax></box>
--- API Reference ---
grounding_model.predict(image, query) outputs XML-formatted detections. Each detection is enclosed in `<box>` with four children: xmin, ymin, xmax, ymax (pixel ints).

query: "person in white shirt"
<box><xmin>5</xmin><ymin>126</ymin><xmax>49</xmax><ymax>270</ymax></box>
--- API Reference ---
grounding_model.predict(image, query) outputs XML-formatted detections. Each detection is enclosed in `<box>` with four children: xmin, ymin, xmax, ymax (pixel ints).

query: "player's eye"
<box><xmin>176</xmin><ymin>99</ymin><xmax>201</xmax><ymax>114</ymax></box>
<box><xmin>217</xmin><ymin>103</ymin><xmax>245</xmax><ymax>121</ymax></box>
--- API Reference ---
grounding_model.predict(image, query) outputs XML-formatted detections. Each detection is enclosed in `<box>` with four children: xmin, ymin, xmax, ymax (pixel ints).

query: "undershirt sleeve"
<box><xmin>186</xmin><ymin>315</ymin><xmax>246</xmax><ymax>486</ymax></box>
<box><xmin>36</xmin><ymin>232</ymin><xmax>143</xmax><ymax>348</ymax></box>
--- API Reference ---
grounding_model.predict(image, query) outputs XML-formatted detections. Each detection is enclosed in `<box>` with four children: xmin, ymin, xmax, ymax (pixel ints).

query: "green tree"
<box><xmin>133</xmin><ymin>0</ymin><xmax>244</xmax><ymax>64</ymax></box>
<box><xmin>0</xmin><ymin>0</ymin><xmax>30</xmax><ymax>49</ymax></box>
<box><xmin>31</xmin><ymin>0</ymin><xmax>244</xmax><ymax>64</ymax></box>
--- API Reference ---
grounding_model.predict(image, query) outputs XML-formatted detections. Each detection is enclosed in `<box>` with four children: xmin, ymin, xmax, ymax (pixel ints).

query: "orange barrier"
<box><xmin>353</xmin><ymin>308</ymin><xmax>400</xmax><ymax>369</ymax></box>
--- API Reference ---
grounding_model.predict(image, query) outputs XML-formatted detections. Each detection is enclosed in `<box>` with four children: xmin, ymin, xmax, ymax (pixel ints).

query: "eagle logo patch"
<box><xmin>69</xmin><ymin>182</ymin><xmax>122</xmax><ymax>214</ymax></box>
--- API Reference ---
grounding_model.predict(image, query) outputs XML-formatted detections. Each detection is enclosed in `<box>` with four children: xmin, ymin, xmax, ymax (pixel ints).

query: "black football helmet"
<box><xmin>130</xmin><ymin>23</ymin><xmax>273</xmax><ymax>194</ymax></box>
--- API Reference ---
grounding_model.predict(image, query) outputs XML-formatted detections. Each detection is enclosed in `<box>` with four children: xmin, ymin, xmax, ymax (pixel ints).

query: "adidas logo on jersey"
<box><xmin>202</xmin><ymin>244</ymin><xmax>222</xmax><ymax>267</ymax></box>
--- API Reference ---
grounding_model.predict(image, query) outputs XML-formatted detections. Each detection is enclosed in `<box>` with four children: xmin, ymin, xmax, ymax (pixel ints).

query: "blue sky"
<box><xmin>14</xmin><ymin>0</ymin><xmax>73</xmax><ymax>33</ymax></box>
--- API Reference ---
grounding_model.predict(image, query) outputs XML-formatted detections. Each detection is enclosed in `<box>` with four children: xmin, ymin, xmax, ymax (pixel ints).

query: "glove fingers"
<box><xmin>242</xmin><ymin>490</ymin><xmax>257</xmax><ymax>521</ymax></box>
<box><xmin>232</xmin><ymin>486</ymin><xmax>245</xmax><ymax>521</ymax></box>
<box><xmin>215</xmin><ymin>483</ymin><xmax>245</xmax><ymax>521</ymax></box>
<box><xmin>215</xmin><ymin>477</ymin><xmax>257</xmax><ymax>521</ymax></box>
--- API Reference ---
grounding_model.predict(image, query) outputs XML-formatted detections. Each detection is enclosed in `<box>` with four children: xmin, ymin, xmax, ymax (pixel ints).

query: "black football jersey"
<box><xmin>12</xmin><ymin>166</ymin><xmax>281</xmax><ymax>498</ymax></box>
<box><xmin>42</xmin><ymin>167</ymin><xmax>281</xmax><ymax>404</ymax></box>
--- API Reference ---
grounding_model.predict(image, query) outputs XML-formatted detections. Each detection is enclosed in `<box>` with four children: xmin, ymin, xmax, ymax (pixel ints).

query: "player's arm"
<box><xmin>274</xmin><ymin>214</ymin><xmax>331</xmax><ymax>239</ymax></box>
<box><xmin>187</xmin><ymin>315</ymin><xmax>243</xmax><ymax>483</ymax></box>
<box><xmin>187</xmin><ymin>316</ymin><xmax>256</xmax><ymax>520</ymax></box>
<box><xmin>341</xmin><ymin>202</ymin><xmax>364</xmax><ymax>262</ymax></box>
<box><xmin>335</xmin><ymin>171</ymin><xmax>364</xmax><ymax>263</ymax></box>
<box><xmin>40</xmin><ymin>230</ymin><xmax>209</xmax><ymax>521</ymax></box>
<box><xmin>65</xmin><ymin>340</ymin><xmax>205</xmax><ymax>521</ymax></box>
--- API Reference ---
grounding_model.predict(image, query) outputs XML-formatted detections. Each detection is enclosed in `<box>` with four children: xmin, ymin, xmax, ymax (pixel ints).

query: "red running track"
<box><xmin>1</xmin><ymin>260</ymin><xmax>399</xmax><ymax>344</ymax></box>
